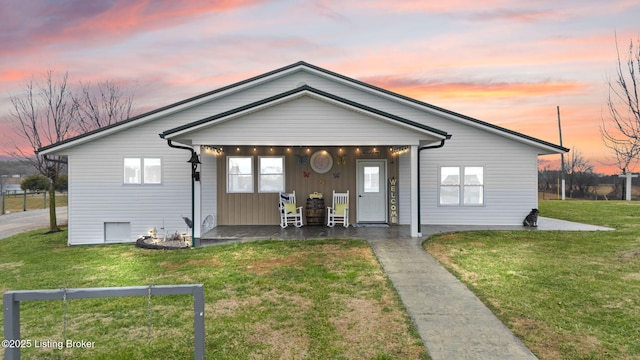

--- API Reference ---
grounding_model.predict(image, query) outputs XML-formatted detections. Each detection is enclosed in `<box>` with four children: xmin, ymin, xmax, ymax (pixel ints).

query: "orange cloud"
<box><xmin>0</xmin><ymin>70</ymin><xmax>26</xmax><ymax>83</ymax></box>
<box><xmin>365</xmin><ymin>76</ymin><xmax>587</xmax><ymax>101</ymax></box>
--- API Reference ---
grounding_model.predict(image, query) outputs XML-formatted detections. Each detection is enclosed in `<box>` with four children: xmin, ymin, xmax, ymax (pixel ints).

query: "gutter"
<box><xmin>166</xmin><ymin>140</ymin><xmax>198</xmax><ymax>247</ymax></box>
<box><xmin>42</xmin><ymin>154</ymin><xmax>68</xmax><ymax>164</ymax></box>
<box><xmin>417</xmin><ymin>139</ymin><xmax>447</xmax><ymax>235</ymax></box>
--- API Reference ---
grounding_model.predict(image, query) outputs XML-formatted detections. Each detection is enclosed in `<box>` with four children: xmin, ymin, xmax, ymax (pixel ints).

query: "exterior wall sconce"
<box><xmin>187</xmin><ymin>152</ymin><xmax>201</xmax><ymax>181</ymax></box>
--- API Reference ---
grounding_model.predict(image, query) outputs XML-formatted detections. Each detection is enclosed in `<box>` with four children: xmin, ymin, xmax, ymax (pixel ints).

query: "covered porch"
<box><xmin>160</xmin><ymin>85</ymin><xmax>452</xmax><ymax>238</ymax></box>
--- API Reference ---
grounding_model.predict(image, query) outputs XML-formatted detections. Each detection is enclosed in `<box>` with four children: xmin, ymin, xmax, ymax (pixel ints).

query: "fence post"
<box><xmin>22</xmin><ymin>191</ymin><xmax>26</xmax><ymax>212</ymax></box>
<box><xmin>193</xmin><ymin>285</ymin><xmax>205</xmax><ymax>360</ymax></box>
<box><xmin>3</xmin><ymin>285</ymin><xmax>204</xmax><ymax>359</ymax></box>
<box><xmin>1</xmin><ymin>191</ymin><xmax>5</xmax><ymax>215</ymax></box>
<box><xmin>43</xmin><ymin>192</ymin><xmax>46</xmax><ymax>209</ymax></box>
<box><xmin>3</xmin><ymin>292</ymin><xmax>21</xmax><ymax>360</ymax></box>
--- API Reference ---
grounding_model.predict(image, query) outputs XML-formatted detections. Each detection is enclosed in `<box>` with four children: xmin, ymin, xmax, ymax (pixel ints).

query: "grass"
<box><xmin>1</xmin><ymin>193</ymin><xmax>68</xmax><ymax>213</ymax></box>
<box><xmin>0</xmin><ymin>231</ymin><xmax>427</xmax><ymax>360</ymax></box>
<box><xmin>426</xmin><ymin>200</ymin><xmax>640</xmax><ymax>360</ymax></box>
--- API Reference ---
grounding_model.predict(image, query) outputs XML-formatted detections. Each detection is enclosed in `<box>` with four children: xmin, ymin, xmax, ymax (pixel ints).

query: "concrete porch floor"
<box><xmin>200</xmin><ymin>216</ymin><xmax>614</xmax><ymax>246</ymax></box>
<box><xmin>200</xmin><ymin>224</ymin><xmax>413</xmax><ymax>245</ymax></box>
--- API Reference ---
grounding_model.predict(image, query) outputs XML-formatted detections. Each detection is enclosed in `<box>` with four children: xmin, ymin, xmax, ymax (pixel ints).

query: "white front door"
<box><xmin>356</xmin><ymin>160</ymin><xmax>387</xmax><ymax>223</ymax></box>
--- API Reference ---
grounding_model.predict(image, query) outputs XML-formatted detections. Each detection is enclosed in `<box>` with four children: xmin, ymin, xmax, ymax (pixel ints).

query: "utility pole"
<box><xmin>557</xmin><ymin>106</ymin><xmax>565</xmax><ymax>200</ymax></box>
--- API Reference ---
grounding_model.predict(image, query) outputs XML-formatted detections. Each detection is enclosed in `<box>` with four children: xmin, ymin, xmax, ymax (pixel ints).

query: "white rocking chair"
<box><xmin>327</xmin><ymin>190</ymin><xmax>349</xmax><ymax>228</ymax></box>
<box><xmin>279</xmin><ymin>191</ymin><xmax>304</xmax><ymax>228</ymax></box>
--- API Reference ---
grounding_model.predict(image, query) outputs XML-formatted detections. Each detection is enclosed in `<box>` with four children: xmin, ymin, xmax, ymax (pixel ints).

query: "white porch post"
<box><xmin>410</xmin><ymin>145</ymin><xmax>420</xmax><ymax>237</ymax></box>
<box><xmin>193</xmin><ymin>146</ymin><xmax>202</xmax><ymax>239</ymax></box>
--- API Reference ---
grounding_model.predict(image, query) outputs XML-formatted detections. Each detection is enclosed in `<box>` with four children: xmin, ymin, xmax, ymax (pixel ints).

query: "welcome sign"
<box><xmin>389</xmin><ymin>177</ymin><xmax>398</xmax><ymax>224</ymax></box>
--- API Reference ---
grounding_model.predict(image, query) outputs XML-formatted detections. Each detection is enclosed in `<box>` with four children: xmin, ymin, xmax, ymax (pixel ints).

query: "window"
<box><xmin>439</xmin><ymin>167</ymin><xmax>460</xmax><ymax>205</ymax></box>
<box><xmin>124</xmin><ymin>158</ymin><xmax>161</xmax><ymax>184</ymax></box>
<box><xmin>439</xmin><ymin>166</ymin><xmax>484</xmax><ymax>206</ymax></box>
<box><xmin>258</xmin><ymin>156</ymin><xmax>284</xmax><ymax>193</ymax></box>
<box><xmin>463</xmin><ymin>166</ymin><xmax>484</xmax><ymax>205</ymax></box>
<box><xmin>227</xmin><ymin>156</ymin><xmax>253</xmax><ymax>193</ymax></box>
<box><xmin>363</xmin><ymin>166</ymin><xmax>380</xmax><ymax>193</ymax></box>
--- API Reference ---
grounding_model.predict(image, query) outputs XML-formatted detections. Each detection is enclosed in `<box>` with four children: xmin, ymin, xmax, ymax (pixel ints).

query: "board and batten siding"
<box><xmin>200</xmin><ymin>150</ymin><xmax>217</xmax><ymax>230</ymax></box>
<box><xmin>216</xmin><ymin>146</ymin><xmax>398</xmax><ymax>225</ymax></box>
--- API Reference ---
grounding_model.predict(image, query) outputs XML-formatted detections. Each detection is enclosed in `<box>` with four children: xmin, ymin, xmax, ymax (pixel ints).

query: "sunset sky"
<box><xmin>1</xmin><ymin>0</ymin><xmax>639</xmax><ymax>174</ymax></box>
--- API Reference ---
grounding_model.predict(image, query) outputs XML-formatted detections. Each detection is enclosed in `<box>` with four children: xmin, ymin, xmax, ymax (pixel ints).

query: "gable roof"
<box><xmin>159</xmin><ymin>84</ymin><xmax>451</xmax><ymax>141</ymax></box>
<box><xmin>38</xmin><ymin>61</ymin><xmax>568</xmax><ymax>155</ymax></box>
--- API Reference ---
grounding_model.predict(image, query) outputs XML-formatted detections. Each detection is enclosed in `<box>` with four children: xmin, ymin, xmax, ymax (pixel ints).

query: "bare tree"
<box><xmin>75</xmin><ymin>80</ymin><xmax>136</xmax><ymax>133</ymax></box>
<box><xmin>600</xmin><ymin>35</ymin><xmax>640</xmax><ymax>173</ymax></box>
<box><xmin>564</xmin><ymin>148</ymin><xmax>597</xmax><ymax>198</ymax></box>
<box><xmin>8</xmin><ymin>71</ymin><xmax>137</xmax><ymax>232</ymax></box>
<box><xmin>8</xmin><ymin>70</ymin><xmax>76</xmax><ymax>232</ymax></box>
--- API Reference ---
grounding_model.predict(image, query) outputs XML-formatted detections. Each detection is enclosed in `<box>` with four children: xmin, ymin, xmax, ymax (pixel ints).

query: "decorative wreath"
<box><xmin>310</xmin><ymin>150</ymin><xmax>333</xmax><ymax>174</ymax></box>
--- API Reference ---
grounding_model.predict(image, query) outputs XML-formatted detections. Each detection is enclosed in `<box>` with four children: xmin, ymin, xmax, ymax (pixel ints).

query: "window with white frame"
<box><xmin>124</xmin><ymin>158</ymin><xmax>161</xmax><ymax>184</ymax></box>
<box><xmin>258</xmin><ymin>156</ymin><xmax>285</xmax><ymax>193</ymax></box>
<box><xmin>463</xmin><ymin>166</ymin><xmax>484</xmax><ymax>205</ymax></box>
<box><xmin>227</xmin><ymin>156</ymin><xmax>253</xmax><ymax>193</ymax></box>
<box><xmin>439</xmin><ymin>166</ymin><xmax>484</xmax><ymax>206</ymax></box>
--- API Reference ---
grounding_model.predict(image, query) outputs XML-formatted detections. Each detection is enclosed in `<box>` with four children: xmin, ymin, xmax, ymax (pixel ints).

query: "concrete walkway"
<box><xmin>0</xmin><ymin>207</ymin><xmax>68</xmax><ymax>239</ymax></box>
<box><xmin>368</xmin><ymin>217</ymin><xmax>614</xmax><ymax>360</ymax></box>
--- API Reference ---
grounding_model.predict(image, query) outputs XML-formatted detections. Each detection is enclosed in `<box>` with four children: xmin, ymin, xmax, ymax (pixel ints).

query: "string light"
<box><xmin>391</xmin><ymin>146</ymin><xmax>410</xmax><ymax>155</ymax></box>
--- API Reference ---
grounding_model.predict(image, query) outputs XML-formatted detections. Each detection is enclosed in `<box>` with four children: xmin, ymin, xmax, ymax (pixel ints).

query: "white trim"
<box><xmin>194</xmin><ymin>146</ymin><xmax>202</xmax><ymax>239</ymax></box>
<box><xmin>258</xmin><ymin>156</ymin><xmax>285</xmax><ymax>193</ymax></box>
<box><xmin>226</xmin><ymin>156</ymin><xmax>254</xmax><ymax>193</ymax></box>
<box><xmin>410</xmin><ymin>145</ymin><xmax>420</xmax><ymax>237</ymax></box>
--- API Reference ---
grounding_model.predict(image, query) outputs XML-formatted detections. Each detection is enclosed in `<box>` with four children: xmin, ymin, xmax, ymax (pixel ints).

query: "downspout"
<box><xmin>417</xmin><ymin>139</ymin><xmax>446</xmax><ymax>235</ymax></box>
<box><xmin>166</xmin><ymin>140</ymin><xmax>197</xmax><ymax>247</ymax></box>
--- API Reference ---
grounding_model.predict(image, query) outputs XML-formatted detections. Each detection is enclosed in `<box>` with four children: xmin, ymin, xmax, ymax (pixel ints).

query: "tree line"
<box><xmin>539</xmin><ymin>148</ymin><xmax>639</xmax><ymax>200</ymax></box>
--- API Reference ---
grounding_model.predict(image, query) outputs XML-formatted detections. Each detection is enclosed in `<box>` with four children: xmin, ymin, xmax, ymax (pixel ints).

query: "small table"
<box><xmin>305</xmin><ymin>198</ymin><xmax>326</xmax><ymax>225</ymax></box>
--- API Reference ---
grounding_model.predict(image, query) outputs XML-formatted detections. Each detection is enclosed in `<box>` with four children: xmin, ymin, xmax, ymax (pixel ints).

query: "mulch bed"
<box><xmin>135</xmin><ymin>235</ymin><xmax>191</xmax><ymax>250</ymax></box>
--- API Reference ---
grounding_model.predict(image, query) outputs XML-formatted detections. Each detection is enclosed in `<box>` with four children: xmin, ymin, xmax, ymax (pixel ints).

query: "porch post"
<box><xmin>193</xmin><ymin>146</ymin><xmax>202</xmax><ymax>241</ymax></box>
<box><xmin>410</xmin><ymin>145</ymin><xmax>420</xmax><ymax>237</ymax></box>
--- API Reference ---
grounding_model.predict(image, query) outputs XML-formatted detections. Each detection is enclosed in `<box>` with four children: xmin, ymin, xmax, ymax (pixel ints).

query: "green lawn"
<box><xmin>0</xmin><ymin>232</ymin><xmax>427</xmax><ymax>359</ymax></box>
<box><xmin>426</xmin><ymin>200</ymin><xmax>640</xmax><ymax>360</ymax></box>
<box><xmin>1</xmin><ymin>193</ymin><xmax>67</xmax><ymax>213</ymax></box>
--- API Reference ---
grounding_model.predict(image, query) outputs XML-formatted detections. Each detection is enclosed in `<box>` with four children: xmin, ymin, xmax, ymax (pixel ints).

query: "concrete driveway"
<box><xmin>0</xmin><ymin>207</ymin><xmax>67</xmax><ymax>239</ymax></box>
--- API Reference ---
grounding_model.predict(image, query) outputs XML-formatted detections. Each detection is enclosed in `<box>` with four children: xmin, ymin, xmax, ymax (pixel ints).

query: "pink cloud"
<box><xmin>0</xmin><ymin>0</ymin><xmax>268</xmax><ymax>57</ymax></box>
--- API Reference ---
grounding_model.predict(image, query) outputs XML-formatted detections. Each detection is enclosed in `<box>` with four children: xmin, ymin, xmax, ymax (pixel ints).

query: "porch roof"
<box><xmin>159</xmin><ymin>85</ymin><xmax>451</xmax><ymax>145</ymax></box>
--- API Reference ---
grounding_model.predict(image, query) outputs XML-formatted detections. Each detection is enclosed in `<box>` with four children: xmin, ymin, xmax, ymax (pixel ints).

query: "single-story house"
<box><xmin>38</xmin><ymin>61</ymin><xmax>567</xmax><ymax>245</ymax></box>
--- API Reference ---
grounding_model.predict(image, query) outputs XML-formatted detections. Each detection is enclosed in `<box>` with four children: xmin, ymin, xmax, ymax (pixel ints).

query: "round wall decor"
<box><xmin>310</xmin><ymin>150</ymin><xmax>333</xmax><ymax>174</ymax></box>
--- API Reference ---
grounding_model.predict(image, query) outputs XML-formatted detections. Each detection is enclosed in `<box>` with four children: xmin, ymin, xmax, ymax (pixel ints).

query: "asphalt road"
<box><xmin>0</xmin><ymin>207</ymin><xmax>68</xmax><ymax>239</ymax></box>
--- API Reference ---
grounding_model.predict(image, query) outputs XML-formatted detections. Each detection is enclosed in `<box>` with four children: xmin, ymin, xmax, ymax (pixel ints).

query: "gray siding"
<box><xmin>63</xmin><ymin>117</ymin><xmax>193</xmax><ymax>245</ymax></box>
<box><xmin>420</xmin><ymin>126</ymin><xmax>539</xmax><ymax>225</ymax></box>
<box><xmin>177</xmin><ymin>95</ymin><xmax>438</xmax><ymax>146</ymax></box>
<box><xmin>52</xmin><ymin>66</ymin><xmax>553</xmax><ymax>244</ymax></box>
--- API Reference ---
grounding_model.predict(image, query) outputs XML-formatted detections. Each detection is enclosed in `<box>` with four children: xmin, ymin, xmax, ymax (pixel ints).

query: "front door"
<box><xmin>356</xmin><ymin>160</ymin><xmax>387</xmax><ymax>223</ymax></box>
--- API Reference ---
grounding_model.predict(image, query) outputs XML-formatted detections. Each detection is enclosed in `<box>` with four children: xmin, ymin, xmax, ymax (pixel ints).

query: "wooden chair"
<box><xmin>279</xmin><ymin>191</ymin><xmax>303</xmax><ymax>228</ymax></box>
<box><xmin>327</xmin><ymin>190</ymin><xmax>349</xmax><ymax>228</ymax></box>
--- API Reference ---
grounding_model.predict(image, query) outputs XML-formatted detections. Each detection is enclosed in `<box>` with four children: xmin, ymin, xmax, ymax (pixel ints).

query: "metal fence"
<box><xmin>3</xmin><ymin>284</ymin><xmax>205</xmax><ymax>360</ymax></box>
<box><xmin>1</xmin><ymin>191</ymin><xmax>66</xmax><ymax>215</ymax></box>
